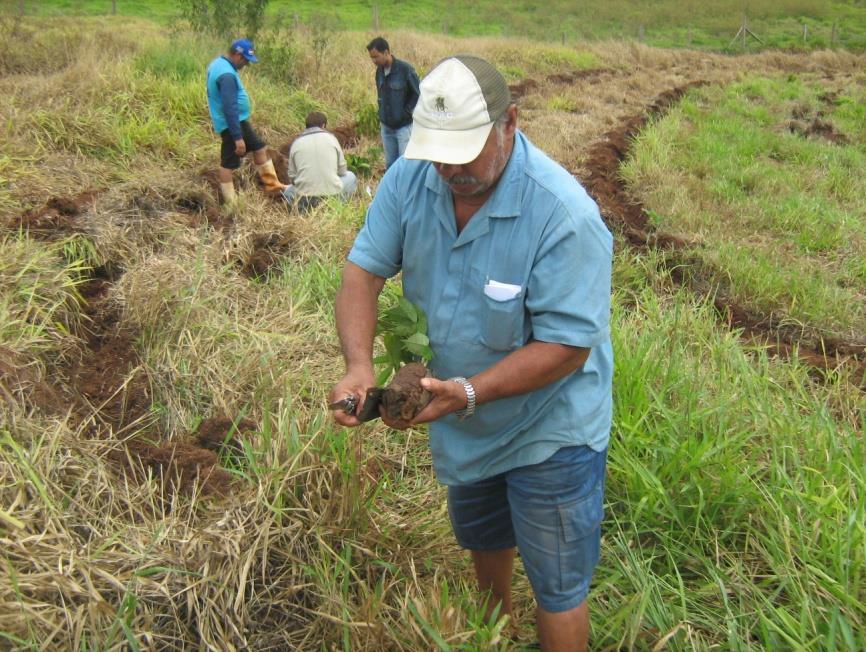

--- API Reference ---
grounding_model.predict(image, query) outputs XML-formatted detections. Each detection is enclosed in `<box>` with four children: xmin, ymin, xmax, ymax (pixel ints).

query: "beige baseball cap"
<box><xmin>404</xmin><ymin>55</ymin><xmax>512</xmax><ymax>165</ymax></box>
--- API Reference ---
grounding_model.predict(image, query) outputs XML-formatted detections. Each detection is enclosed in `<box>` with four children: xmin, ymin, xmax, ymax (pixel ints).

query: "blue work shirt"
<box><xmin>348</xmin><ymin>131</ymin><xmax>613</xmax><ymax>485</ymax></box>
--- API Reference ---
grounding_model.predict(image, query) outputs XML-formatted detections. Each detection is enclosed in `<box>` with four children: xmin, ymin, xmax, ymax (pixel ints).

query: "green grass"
<box><xmin>17</xmin><ymin>0</ymin><xmax>866</xmax><ymax>52</ymax></box>
<box><xmin>621</xmin><ymin>75</ymin><xmax>866</xmax><ymax>344</ymax></box>
<box><xmin>602</xmin><ymin>259</ymin><xmax>866</xmax><ymax>648</ymax></box>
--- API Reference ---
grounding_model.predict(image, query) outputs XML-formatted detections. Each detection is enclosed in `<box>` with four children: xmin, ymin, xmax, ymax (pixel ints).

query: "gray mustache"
<box><xmin>447</xmin><ymin>174</ymin><xmax>479</xmax><ymax>185</ymax></box>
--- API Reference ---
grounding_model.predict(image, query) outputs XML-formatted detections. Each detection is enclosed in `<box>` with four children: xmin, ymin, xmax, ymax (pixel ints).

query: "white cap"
<box><xmin>404</xmin><ymin>55</ymin><xmax>512</xmax><ymax>165</ymax></box>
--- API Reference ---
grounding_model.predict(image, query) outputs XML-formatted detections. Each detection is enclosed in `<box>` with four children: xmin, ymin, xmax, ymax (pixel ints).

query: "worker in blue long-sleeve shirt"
<box><xmin>206</xmin><ymin>39</ymin><xmax>286</xmax><ymax>205</ymax></box>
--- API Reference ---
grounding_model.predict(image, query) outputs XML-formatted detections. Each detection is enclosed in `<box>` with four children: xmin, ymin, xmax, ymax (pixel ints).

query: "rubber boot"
<box><xmin>256</xmin><ymin>159</ymin><xmax>286</xmax><ymax>193</ymax></box>
<box><xmin>219</xmin><ymin>181</ymin><xmax>237</xmax><ymax>205</ymax></box>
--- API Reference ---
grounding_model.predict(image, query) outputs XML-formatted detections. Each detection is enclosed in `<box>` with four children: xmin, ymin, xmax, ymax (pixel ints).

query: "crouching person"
<box><xmin>282</xmin><ymin>112</ymin><xmax>358</xmax><ymax>212</ymax></box>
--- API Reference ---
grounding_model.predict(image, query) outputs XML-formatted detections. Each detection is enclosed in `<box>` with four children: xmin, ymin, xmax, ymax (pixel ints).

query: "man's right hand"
<box><xmin>234</xmin><ymin>139</ymin><xmax>246</xmax><ymax>156</ymax></box>
<box><xmin>328</xmin><ymin>368</ymin><xmax>376</xmax><ymax>427</ymax></box>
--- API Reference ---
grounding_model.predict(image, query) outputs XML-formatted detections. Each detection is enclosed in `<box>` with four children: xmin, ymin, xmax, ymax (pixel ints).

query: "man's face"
<box><xmin>432</xmin><ymin>107</ymin><xmax>517</xmax><ymax>199</ymax></box>
<box><xmin>368</xmin><ymin>48</ymin><xmax>391</xmax><ymax>67</ymax></box>
<box><xmin>229</xmin><ymin>52</ymin><xmax>249</xmax><ymax>69</ymax></box>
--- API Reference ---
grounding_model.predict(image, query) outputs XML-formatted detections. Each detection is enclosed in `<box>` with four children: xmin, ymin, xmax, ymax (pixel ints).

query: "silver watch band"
<box><xmin>448</xmin><ymin>376</ymin><xmax>476</xmax><ymax>420</ymax></box>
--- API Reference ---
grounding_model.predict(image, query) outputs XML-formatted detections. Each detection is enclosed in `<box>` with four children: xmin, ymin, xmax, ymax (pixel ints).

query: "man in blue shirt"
<box><xmin>330</xmin><ymin>55</ymin><xmax>613</xmax><ymax>651</ymax></box>
<box><xmin>366</xmin><ymin>37</ymin><xmax>420</xmax><ymax>169</ymax></box>
<box><xmin>205</xmin><ymin>39</ymin><xmax>286</xmax><ymax>205</ymax></box>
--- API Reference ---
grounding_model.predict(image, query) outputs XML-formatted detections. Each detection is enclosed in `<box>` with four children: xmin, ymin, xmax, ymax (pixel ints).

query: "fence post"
<box><xmin>802</xmin><ymin>23</ymin><xmax>808</xmax><ymax>44</ymax></box>
<box><xmin>18</xmin><ymin>0</ymin><xmax>25</xmax><ymax>15</ymax></box>
<box><xmin>638</xmin><ymin>24</ymin><xmax>645</xmax><ymax>42</ymax></box>
<box><xmin>372</xmin><ymin>5</ymin><xmax>380</xmax><ymax>31</ymax></box>
<box><xmin>830</xmin><ymin>21</ymin><xmax>837</xmax><ymax>47</ymax></box>
<box><xmin>112</xmin><ymin>0</ymin><xmax>117</xmax><ymax>15</ymax></box>
<box><xmin>687</xmin><ymin>26</ymin><xmax>692</xmax><ymax>46</ymax></box>
<box><xmin>561</xmin><ymin>31</ymin><xmax>565</xmax><ymax>45</ymax></box>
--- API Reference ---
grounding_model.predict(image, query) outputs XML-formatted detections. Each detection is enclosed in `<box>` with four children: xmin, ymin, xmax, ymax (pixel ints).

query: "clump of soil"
<box><xmin>241</xmin><ymin>233</ymin><xmax>295</xmax><ymax>279</ymax></box>
<box><xmin>380</xmin><ymin>362</ymin><xmax>433</xmax><ymax>422</ymax></box>
<box><xmin>196</xmin><ymin>417</ymin><xmax>257</xmax><ymax>454</ymax></box>
<box><xmin>785</xmin><ymin>117</ymin><xmax>849</xmax><ymax>144</ymax></box>
<box><xmin>331</xmin><ymin>125</ymin><xmax>359</xmax><ymax>150</ymax></box>
<box><xmin>12</xmin><ymin>189</ymin><xmax>102</xmax><ymax>236</ymax></box>
<box><xmin>509</xmin><ymin>78</ymin><xmax>538</xmax><ymax>100</ymax></box>
<box><xmin>112</xmin><ymin>440</ymin><xmax>233</xmax><ymax>496</ymax></box>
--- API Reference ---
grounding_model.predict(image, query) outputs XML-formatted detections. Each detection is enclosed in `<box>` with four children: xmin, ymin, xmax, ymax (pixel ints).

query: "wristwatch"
<box><xmin>448</xmin><ymin>376</ymin><xmax>476</xmax><ymax>420</ymax></box>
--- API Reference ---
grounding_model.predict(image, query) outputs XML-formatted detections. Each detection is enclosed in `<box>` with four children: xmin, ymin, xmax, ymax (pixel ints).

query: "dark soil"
<box><xmin>110</xmin><ymin>440</ymin><xmax>233</xmax><ymax>496</ymax></box>
<box><xmin>240</xmin><ymin>232</ymin><xmax>295</xmax><ymax>279</ymax></box>
<box><xmin>579</xmin><ymin>84</ymin><xmax>866</xmax><ymax>388</ymax></box>
<box><xmin>65</xmin><ymin>266</ymin><xmax>156</xmax><ymax>433</ymax></box>
<box><xmin>509</xmin><ymin>78</ymin><xmax>539</xmax><ymax>100</ymax></box>
<box><xmin>785</xmin><ymin>117</ymin><xmax>849</xmax><ymax>144</ymax></box>
<box><xmin>11</xmin><ymin>189</ymin><xmax>102</xmax><ymax>236</ymax></box>
<box><xmin>381</xmin><ymin>362</ymin><xmax>432</xmax><ymax>422</ymax></box>
<box><xmin>509</xmin><ymin>69</ymin><xmax>616</xmax><ymax>101</ymax></box>
<box><xmin>196</xmin><ymin>417</ymin><xmax>257</xmax><ymax>454</ymax></box>
<box><xmin>61</xmin><ymin>266</ymin><xmax>243</xmax><ymax>496</ymax></box>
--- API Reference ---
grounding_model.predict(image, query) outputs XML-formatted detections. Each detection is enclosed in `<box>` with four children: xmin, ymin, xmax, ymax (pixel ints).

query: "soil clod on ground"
<box><xmin>11</xmin><ymin>189</ymin><xmax>102</xmax><ymax>236</ymax></box>
<box><xmin>111</xmin><ymin>440</ymin><xmax>234</xmax><ymax>497</ymax></box>
<box><xmin>196</xmin><ymin>417</ymin><xmax>258</xmax><ymax>454</ymax></box>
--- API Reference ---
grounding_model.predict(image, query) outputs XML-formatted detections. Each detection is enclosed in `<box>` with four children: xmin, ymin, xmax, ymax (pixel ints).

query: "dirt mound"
<box><xmin>11</xmin><ymin>189</ymin><xmax>102</xmax><ymax>236</ymax></box>
<box><xmin>196</xmin><ymin>417</ymin><xmax>257</xmax><ymax>453</ymax></box>
<box><xmin>547</xmin><ymin>68</ymin><xmax>615</xmax><ymax>85</ymax></box>
<box><xmin>0</xmin><ymin>346</ymin><xmax>65</xmax><ymax>412</ymax></box>
<box><xmin>68</xmin><ymin>268</ymin><xmax>156</xmax><ymax>433</ymax></box>
<box><xmin>785</xmin><ymin>117</ymin><xmax>849</xmax><ymax>144</ymax></box>
<box><xmin>331</xmin><ymin>125</ymin><xmax>359</xmax><ymax>149</ymax></box>
<box><xmin>509</xmin><ymin>78</ymin><xmax>538</xmax><ymax>100</ymax></box>
<box><xmin>111</xmin><ymin>440</ymin><xmax>233</xmax><ymax>496</ymax></box>
<box><xmin>241</xmin><ymin>232</ymin><xmax>295</xmax><ymax>279</ymax></box>
<box><xmin>64</xmin><ymin>266</ymin><xmax>239</xmax><ymax>496</ymax></box>
<box><xmin>581</xmin><ymin>84</ymin><xmax>866</xmax><ymax>387</ymax></box>
<box><xmin>277</xmin><ymin>123</ymin><xmax>360</xmax><ymax>163</ymax></box>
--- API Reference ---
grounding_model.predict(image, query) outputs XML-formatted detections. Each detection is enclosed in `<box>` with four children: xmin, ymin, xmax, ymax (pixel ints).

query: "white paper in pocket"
<box><xmin>484</xmin><ymin>279</ymin><xmax>522</xmax><ymax>302</ymax></box>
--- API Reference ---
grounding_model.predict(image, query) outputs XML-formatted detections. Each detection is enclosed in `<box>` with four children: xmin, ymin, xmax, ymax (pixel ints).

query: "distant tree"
<box><xmin>179</xmin><ymin>0</ymin><xmax>270</xmax><ymax>38</ymax></box>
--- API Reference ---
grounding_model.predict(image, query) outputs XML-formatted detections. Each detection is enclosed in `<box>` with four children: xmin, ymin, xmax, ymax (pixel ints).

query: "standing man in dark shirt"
<box><xmin>205</xmin><ymin>39</ymin><xmax>287</xmax><ymax>205</ymax></box>
<box><xmin>366</xmin><ymin>37</ymin><xmax>421</xmax><ymax>169</ymax></box>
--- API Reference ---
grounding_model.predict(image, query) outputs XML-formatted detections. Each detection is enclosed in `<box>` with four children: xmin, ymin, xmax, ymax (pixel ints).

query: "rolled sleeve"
<box><xmin>526</xmin><ymin>202</ymin><xmax>612</xmax><ymax>348</ymax></box>
<box><xmin>346</xmin><ymin>169</ymin><xmax>404</xmax><ymax>279</ymax></box>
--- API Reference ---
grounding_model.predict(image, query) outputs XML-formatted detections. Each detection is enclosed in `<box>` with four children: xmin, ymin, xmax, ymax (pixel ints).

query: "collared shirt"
<box><xmin>287</xmin><ymin>127</ymin><xmax>347</xmax><ymax>197</ymax></box>
<box><xmin>348</xmin><ymin>131</ymin><xmax>613</xmax><ymax>485</ymax></box>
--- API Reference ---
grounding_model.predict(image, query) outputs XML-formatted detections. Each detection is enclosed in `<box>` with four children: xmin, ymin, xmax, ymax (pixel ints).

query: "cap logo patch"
<box><xmin>430</xmin><ymin>96</ymin><xmax>453</xmax><ymax>127</ymax></box>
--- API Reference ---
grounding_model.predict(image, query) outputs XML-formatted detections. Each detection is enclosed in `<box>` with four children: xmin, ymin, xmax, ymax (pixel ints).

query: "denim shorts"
<box><xmin>447</xmin><ymin>444</ymin><xmax>607</xmax><ymax>613</ymax></box>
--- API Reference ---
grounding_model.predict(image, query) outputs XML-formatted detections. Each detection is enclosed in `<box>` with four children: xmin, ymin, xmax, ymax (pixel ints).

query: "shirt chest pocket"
<box><xmin>479</xmin><ymin>293</ymin><xmax>526</xmax><ymax>351</ymax></box>
<box><xmin>388</xmin><ymin>77</ymin><xmax>405</xmax><ymax>91</ymax></box>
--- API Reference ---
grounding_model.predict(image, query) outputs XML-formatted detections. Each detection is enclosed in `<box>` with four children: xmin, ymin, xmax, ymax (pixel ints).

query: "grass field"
<box><xmin>621</xmin><ymin>76</ymin><xmax>866</xmax><ymax>346</ymax></box>
<box><xmin>0</xmin><ymin>10</ymin><xmax>865</xmax><ymax>652</ymax></box>
<box><xmin>17</xmin><ymin>0</ymin><xmax>866</xmax><ymax>52</ymax></box>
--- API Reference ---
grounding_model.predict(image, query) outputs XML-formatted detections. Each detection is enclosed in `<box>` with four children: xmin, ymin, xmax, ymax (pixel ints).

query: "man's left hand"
<box><xmin>393</xmin><ymin>377</ymin><xmax>469</xmax><ymax>428</ymax></box>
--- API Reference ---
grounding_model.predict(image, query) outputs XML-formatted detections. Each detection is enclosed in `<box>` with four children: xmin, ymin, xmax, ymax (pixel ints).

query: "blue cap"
<box><xmin>230</xmin><ymin>39</ymin><xmax>258</xmax><ymax>63</ymax></box>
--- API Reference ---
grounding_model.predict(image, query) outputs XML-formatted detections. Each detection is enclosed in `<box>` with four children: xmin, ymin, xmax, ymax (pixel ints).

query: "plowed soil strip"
<box><xmin>580</xmin><ymin>84</ymin><xmax>866</xmax><ymax>388</ymax></box>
